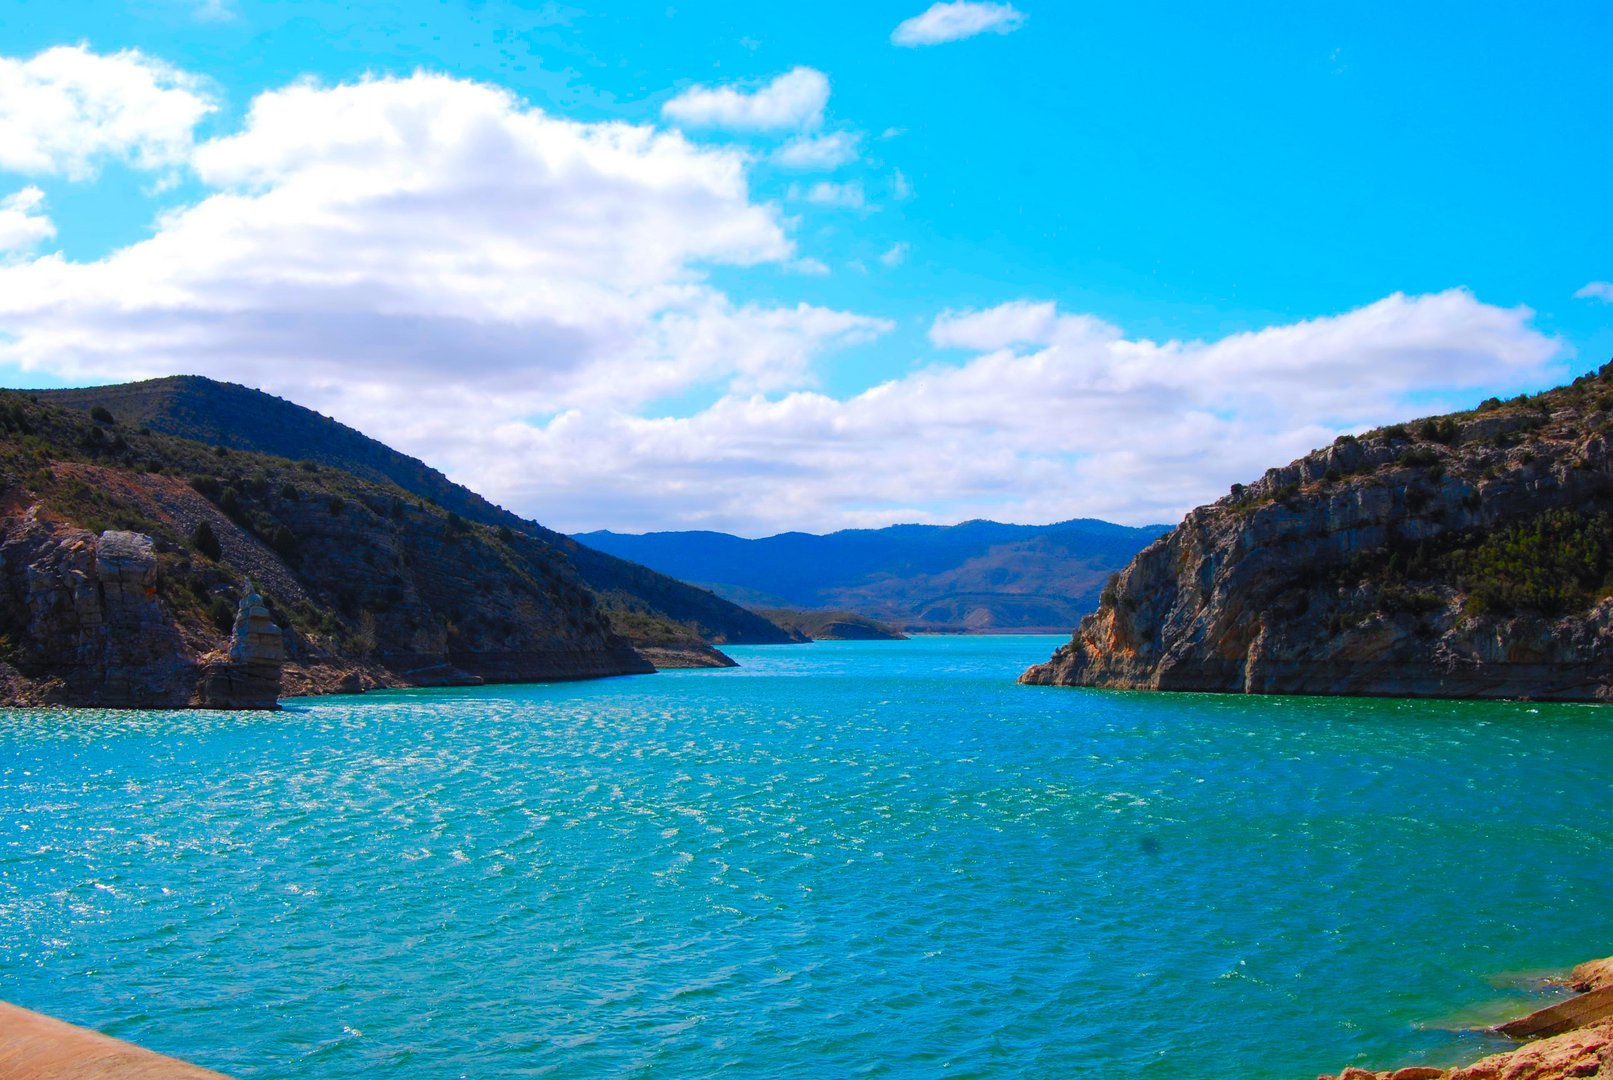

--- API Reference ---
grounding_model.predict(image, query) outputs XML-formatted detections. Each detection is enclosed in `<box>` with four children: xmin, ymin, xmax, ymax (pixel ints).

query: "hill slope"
<box><xmin>38</xmin><ymin>377</ymin><xmax>798</xmax><ymax>655</ymax></box>
<box><xmin>1022</xmin><ymin>366</ymin><xmax>1613</xmax><ymax>700</ymax></box>
<box><xmin>577</xmin><ymin>519</ymin><xmax>1170</xmax><ymax>632</ymax></box>
<box><xmin>0</xmin><ymin>391</ymin><xmax>651</xmax><ymax>707</ymax></box>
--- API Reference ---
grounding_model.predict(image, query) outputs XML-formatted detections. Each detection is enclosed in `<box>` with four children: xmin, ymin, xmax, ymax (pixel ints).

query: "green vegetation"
<box><xmin>191</xmin><ymin>521</ymin><xmax>222</xmax><ymax>561</ymax></box>
<box><xmin>1454</xmin><ymin>510</ymin><xmax>1613</xmax><ymax>616</ymax></box>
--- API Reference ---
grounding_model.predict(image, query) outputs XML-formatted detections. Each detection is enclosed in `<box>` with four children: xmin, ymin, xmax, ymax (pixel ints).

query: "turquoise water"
<box><xmin>3</xmin><ymin>635</ymin><xmax>1613</xmax><ymax>1078</ymax></box>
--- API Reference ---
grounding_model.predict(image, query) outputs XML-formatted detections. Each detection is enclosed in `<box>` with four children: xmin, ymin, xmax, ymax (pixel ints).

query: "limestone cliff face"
<box><xmin>1023</xmin><ymin>370</ymin><xmax>1613</xmax><ymax>700</ymax></box>
<box><xmin>1</xmin><ymin>520</ymin><xmax>192</xmax><ymax>707</ymax></box>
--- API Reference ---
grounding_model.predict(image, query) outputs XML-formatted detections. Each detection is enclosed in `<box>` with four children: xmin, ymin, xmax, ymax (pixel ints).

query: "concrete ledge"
<box><xmin>0</xmin><ymin>1000</ymin><xmax>233</xmax><ymax>1079</ymax></box>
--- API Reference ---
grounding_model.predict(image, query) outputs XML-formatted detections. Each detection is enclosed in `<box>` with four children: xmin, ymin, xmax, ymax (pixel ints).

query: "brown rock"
<box><xmin>1571</xmin><ymin>958</ymin><xmax>1613</xmax><ymax>994</ymax></box>
<box><xmin>1390</xmin><ymin>1068</ymin><xmax>1446</xmax><ymax>1080</ymax></box>
<box><xmin>1339</xmin><ymin>1068</ymin><xmax>1385</xmax><ymax>1080</ymax></box>
<box><xmin>1446</xmin><ymin>1019</ymin><xmax>1613</xmax><ymax>1080</ymax></box>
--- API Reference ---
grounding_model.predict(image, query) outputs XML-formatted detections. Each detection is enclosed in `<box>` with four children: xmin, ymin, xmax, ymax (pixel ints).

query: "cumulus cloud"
<box><xmin>892</xmin><ymin>2</ymin><xmax>1027</xmax><ymax>47</ymax></box>
<box><xmin>662</xmin><ymin>67</ymin><xmax>829</xmax><ymax>132</ymax></box>
<box><xmin>440</xmin><ymin>290</ymin><xmax>1563</xmax><ymax>534</ymax></box>
<box><xmin>0</xmin><ymin>55</ymin><xmax>1570</xmax><ymax>538</ymax></box>
<box><xmin>0</xmin><ymin>187</ymin><xmax>55</xmax><ymax>254</ymax></box>
<box><xmin>0</xmin><ymin>45</ymin><xmax>215</xmax><ymax>179</ymax></box>
<box><xmin>772</xmin><ymin>131</ymin><xmax>860</xmax><ymax>170</ymax></box>
<box><xmin>0</xmin><ymin>70</ymin><xmax>886</xmax><ymax>440</ymax></box>
<box><xmin>1576</xmin><ymin>281</ymin><xmax>1613</xmax><ymax>303</ymax></box>
<box><xmin>793</xmin><ymin>179</ymin><xmax>866</xmax><ymax>208</ymax></box>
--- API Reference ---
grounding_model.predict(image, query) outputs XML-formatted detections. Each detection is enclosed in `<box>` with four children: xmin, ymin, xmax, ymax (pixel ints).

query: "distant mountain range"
<box><xmin>575</xmin><ymin>519</ymin><xmax>1171</xmax><ymax>632</ymax></box>
<box><xmin>37</xmin><ymin>377</ymin><xmax>800</xmax><ymax>659</ymax></box>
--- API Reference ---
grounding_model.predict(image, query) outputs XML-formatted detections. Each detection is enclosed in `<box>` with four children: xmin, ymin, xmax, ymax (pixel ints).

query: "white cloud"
<box><xmin>892</xmin><ymin>2</ymin><xmax>1027</xmax><ymax>47</ymax></box>
<box><xmin>879</xmin><ymin>242</ymin><xmax>908</xmax><ymax>267</ymax></box>
<box><xmin>0</xmin><ymin>45</ymin><xmax>215</xmax><ymax>179</ymax></box>
<box><xmin>930</xmin><ymin>300</ymin><xmax>1118</xmax><ymax>350</ymax></box>
<box><xmin>0</xmin><ymin>187</ymin><xmax>55</xmax><ymax>254</ymax></box>
<box><xmin>793</xmin><ymin>179</ymin><xmax>866</xmax><ymax>208</ymax></box>
<box><xmin>789</xmin><ymin>257</ymin><xmax>831</xmax><ymax>275</ymax></box>
<box><xmin>193</xmin><ymin>0</ymin><xmax>236</xmax><ymax>20</ymax></box>
<box><xmin>772</xmin><ymin>131</ymin><xmax>860</xmax><ymax>170</ymax></box>
<box><xmin>439</xmin><ymin>290</ymin><xmax>1563</xmax><ymax>534</ymax></box>
<box><xmin>0</xmin><ymin>57</ymin><xmax>1571</xmax><ymax>539</ymax></box>
<box><xmin>0</xmin><ymin>70</ymin><xmax>887</xmax><ymax>436</ymax></box>
<box><xmin>1575</xmin><ymin>281</ymin><xmax>1613</xmax><ymax>303</ymax></box>
<box><xmin>662</xmin><ymin>66</ymin><xmax>829</xmax><ymax>132</ymax></box>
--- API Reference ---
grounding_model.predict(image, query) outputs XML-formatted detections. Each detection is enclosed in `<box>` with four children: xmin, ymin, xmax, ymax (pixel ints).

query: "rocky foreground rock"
<box><xmin>1023</xmin><ymin>366</ymin><xmax>1613</xmax><ymax>699</ymax></box>
<box><xmin>1320</xmin><ymin>957</ymin><xmax>1613</xmax><ymax>1080</ymax></box>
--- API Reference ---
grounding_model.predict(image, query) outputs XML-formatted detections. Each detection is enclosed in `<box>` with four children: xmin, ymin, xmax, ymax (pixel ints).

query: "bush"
<box><xmin>1418</xmin><ymin>417</ymin><xmax>1459</xmax><ymax>445</ymax></box>
<box><xmin>189</xmin><ymin>475</ymin><xmax>223</xmax><ymax>499</ymax></box>
<box><xmin>207</xmin><ymin>595</ymin><xmax>236</xmax><ymax>634</ymax></box>
<box><xmin>191</xmin><ymin>521</ymin><xmax>223</xmax><ymax>561</ymax></box>
<box><xmin>89</xmin><ymin>405</ymin><xmax>114</xmax><ymax>424</ymax></box>
<box><xmin>1099</xmin><ymin>573</ymin><xmax>1121</xmax><ymax>609</ymax></box>
<box><xmin>269</xmin><ymin>524</ymin><xmax>297</xmax><ymax>557</ymax></box>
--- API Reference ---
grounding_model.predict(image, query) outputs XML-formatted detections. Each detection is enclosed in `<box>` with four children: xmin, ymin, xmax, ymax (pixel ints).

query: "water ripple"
<box><xmin>3</xmin><ymin>637</ymin><xmax>1612</xmax><ymax>1078</ymax></box>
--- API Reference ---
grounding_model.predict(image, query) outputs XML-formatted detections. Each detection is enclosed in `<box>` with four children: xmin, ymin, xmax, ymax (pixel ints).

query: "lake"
<box><xmin>3</xmin><ymin>635</ymin><xmax>1611</xmax><ymax>1078</ymax></box>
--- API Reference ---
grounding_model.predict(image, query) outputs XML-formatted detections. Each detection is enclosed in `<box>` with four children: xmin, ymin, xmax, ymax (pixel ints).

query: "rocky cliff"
<box><xmin>0</xmin><ymin>391</ymin><xmax>652</xmax><ymax>708</ymax></box>
<box><xmin>1023</xmin><ymin>366</ymin><xmax>1613</xmax><ymax>699</ymax></box>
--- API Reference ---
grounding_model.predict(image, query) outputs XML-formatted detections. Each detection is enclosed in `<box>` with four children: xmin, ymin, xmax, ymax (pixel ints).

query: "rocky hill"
<box><xmin>38</xmin><ymin>377</ymin><xmax>798</xmax><ymax>658</ymax></box>
<box><xmin>1022</xmin><ymin>366</ymin><xmax>1613</xmax><ymax>700</ymax></box>
<box><xmin>577</xmin><ymin>518</ymin><xmax>1169</xmax><ymax>632</ymax></box>
<box><xmin>0</xmin><ymin>391</ymin><xmax>653</xmax><ymax>708</ymax></box>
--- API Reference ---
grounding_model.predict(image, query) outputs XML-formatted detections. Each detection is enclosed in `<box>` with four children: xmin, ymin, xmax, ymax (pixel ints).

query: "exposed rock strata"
<box><xmin>1023</xmin><ymin>369</ymin><xmax>1613</xmax><ymax>699</ymax></box>
<box><xmin>1</xmin><ymin>520</ymin><xmax>192</xmax><ymax>707</ymax></box>
<box><xmin>196</xmin><ymin>583</ymin><xmax>284</xmax><ymax>709</ymax></box>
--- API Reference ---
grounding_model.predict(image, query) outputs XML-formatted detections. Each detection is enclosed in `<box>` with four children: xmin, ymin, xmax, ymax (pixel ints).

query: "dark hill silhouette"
<box><xmin>38</xmin><ymin>377</ymin><xmax>798</xmax><ymax>651</ymax></box>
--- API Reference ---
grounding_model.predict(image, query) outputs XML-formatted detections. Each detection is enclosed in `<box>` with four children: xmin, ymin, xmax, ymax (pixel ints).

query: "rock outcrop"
<box><xmin>1</xmin><ymin>519</ymin><xmax>193</xmax><ymax>707</ymax></box>
<box><xmin>1023</xmin><ymin>367</ymin><xmax>1613</xmax><ymax>699</ymax></box>
<box><xmin>1320</xmin><ymin>955</ymin><xmax>1613</xmax><ymax>1080</ymax></box>
<box><xmin>196</xmin><ymin>582</ymin><xmax>284</xmax><ymax>709</ymax></box>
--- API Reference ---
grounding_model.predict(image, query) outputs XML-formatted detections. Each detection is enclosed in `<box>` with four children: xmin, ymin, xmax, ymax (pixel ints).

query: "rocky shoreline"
<box><xmin>1023</xmin><ymin>370</ymin><xmax>1613</xmax><ymax>700</ymax></box>
<box><xmin>1322</xmin><ymin>956</ymin><xmax>1613</xmax><ymax>1080</ymax></box>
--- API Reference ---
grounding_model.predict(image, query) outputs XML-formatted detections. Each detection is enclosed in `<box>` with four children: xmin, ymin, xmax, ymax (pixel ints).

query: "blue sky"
<box><xmin>0</xmin><ymin>0</ymin><xmax>1609</xmax><ymax>533</ymax></box>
